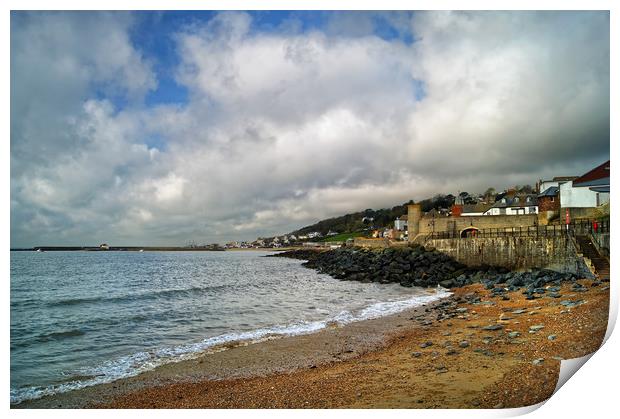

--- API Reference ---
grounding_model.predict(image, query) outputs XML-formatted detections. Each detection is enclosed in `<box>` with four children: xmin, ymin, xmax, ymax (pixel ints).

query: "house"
<box><xmin>485</xmin><ymin>194</ymin><xmax>538</xmax><ymax>215</ymax></box>
<box><xmin>538</xmin><ymin>186</ymin><xmax>560</xmax><ymax>212</ymax></box>
<box><xmin>559</xmin><ymin>160</ymin><xmax>610</xmax><ymax>208</ymax></box>
<box><xmin>382</xmin><ymin>228</ymin><xmax>405</xmax><ymax>240</ymax></box>
<box><xmin>460</xmin><ymin>203</ymin><xmax>494</xmax><ymax>216</ymax></box>
<box><xmin>394</xmin><ymin>215</ymin><xmax>408</xmax><ymax>231</ymax></box>
<box><xmin>99</xmin><ymin>243</ymin><xmax>110</xmax><ymax>250</ymax></box>
<box><xmin>450</xmin><ymin>202</ymin><xmax>493</xmax><ymax>217</ymax></box>
<box><xmin>307</xmin><ymin>232</ymin><xmax>322</xmax><ymax>239</ymax></box>
<box><xmin>537</xmin><ymin>176</ymin><xmax>578</xmax><ymax>194</ymax></box>
<box><xmin>537</xmin><ymin>186</ymin><xmax>561</xmax><ymax>224</ymax></box>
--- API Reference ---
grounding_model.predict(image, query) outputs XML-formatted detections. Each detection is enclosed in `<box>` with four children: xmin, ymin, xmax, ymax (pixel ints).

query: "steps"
<box><xmin>575</xmin><ymin>235</ymin><xmax>610</xmax><ymax>281</ymax></box>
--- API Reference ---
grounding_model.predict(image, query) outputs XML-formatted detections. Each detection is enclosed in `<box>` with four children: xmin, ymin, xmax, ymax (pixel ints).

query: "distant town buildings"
<box><xmin>240</xmin><ymin>160</ymin><xmax>610</xmax><ymax>249</ymax></box>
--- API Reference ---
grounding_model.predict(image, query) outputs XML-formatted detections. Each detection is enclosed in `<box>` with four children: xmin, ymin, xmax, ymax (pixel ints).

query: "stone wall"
<box><xmin>591</xmin><ymin>232</ymin><xmax>610</xmax><ymax>258</ymax></box>
<box><xmin>537</xmin><ymin>210</ymin><xmax>560</xmax><ymax>225</ymax></box>
<box><xmin>353</xmin><ymin>237</ymin><xmax>408</xmax><ymax>248</ymax></box>
<box><xmin>413</xmin><ymin>214</ymin><xmax>538</xmax><ymax>240</ymax></box>
<box><xmin>426</xmin><ymin>236</ymin><xmax>594</xmax><ymax>278</ymax></box>
<box><xmin>560</xmin><ymin>207</ymin><xmax>604</xmax><ymax>222</ymax></box>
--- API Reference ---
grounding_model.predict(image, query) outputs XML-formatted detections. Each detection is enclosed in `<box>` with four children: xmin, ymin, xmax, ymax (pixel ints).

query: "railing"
<box><xmin>425</xmin><ymin>218</ymin><xmax>609</xmax><ymax>240</ymax></box>
<box><xmin>570</xmin><ymin>218</ymin><xmax>609</xmax><ymax>235</ymax></box>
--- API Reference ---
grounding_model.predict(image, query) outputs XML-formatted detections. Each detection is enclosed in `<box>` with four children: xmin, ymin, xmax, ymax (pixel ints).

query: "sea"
<box><xmin>10</xmin><ymin>250</ymin><xmax>450</xmax><ymax>404</ymax></box>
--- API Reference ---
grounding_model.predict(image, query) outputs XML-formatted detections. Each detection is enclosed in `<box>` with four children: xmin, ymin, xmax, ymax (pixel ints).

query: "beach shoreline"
<box><xmin>14</xmin><ymin>277</ymin><xmax>609</xmax><ymax>409</ymax></box>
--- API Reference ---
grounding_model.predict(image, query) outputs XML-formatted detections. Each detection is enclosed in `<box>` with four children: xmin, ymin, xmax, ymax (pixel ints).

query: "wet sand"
<box><xmin>16</xmin><ymin>279</ymin><xmax>609</xmax><ymax>409</ymax></box>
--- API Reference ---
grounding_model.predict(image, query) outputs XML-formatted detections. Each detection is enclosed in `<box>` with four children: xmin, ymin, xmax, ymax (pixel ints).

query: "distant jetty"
<box><xmin>12</xmin><ymin>245</ymin><xmax>226</xmax><ymax>252</ymax></box>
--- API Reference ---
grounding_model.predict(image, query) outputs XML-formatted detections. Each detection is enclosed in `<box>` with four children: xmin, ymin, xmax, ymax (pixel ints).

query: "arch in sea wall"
<box><xmin>460</xmin><ymin>227</ymin><xmax>480</xmax><ymax>238</ymax></box>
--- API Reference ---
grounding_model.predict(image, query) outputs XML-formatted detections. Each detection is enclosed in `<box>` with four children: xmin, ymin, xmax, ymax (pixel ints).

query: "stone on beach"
<box><xmin>482</xmin><ymin>324</ymin><xmax>503</xmax><ymax>331</ymax></box>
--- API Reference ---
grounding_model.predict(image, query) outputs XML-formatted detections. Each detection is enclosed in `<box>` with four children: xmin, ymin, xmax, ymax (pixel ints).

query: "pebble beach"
<box><xmin>17</xmin><ymin>277</ymin><xmax>609</xmax><ymax>409</ymax></box>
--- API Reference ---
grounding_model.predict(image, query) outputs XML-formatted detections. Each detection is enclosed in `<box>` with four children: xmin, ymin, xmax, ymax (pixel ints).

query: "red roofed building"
<box><xmin>572</xmin><ymin>160</ymin><xmax>610</xmax><ymax>187</ymax></box>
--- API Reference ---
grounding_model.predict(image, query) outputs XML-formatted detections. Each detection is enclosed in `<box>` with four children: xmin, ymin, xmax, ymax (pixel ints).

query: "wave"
<box><xmin>44</xmin><ymin>284</ymin><xmax>232</xmax><ymax>308</ymax></box>
<box><xmin>10</xmin><ymin>287</ymin><xmax>451</xmax><ymax>405</ymax></box>
<box><xmin>36</xmin><ymin>329</ymin><xmax>86</xmax><ymax>341</ymax></box>
<box><xmin>12</xmin><ymin>329</ymin><xmax>88</xmax><ymax>350</ymax></box>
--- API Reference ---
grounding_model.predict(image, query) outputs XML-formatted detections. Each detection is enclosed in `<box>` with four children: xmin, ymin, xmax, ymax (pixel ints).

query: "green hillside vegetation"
<box><xmin>290</xmin><ymin>194</ymin><xmax>458</xmax><ymax>237</ymax></box>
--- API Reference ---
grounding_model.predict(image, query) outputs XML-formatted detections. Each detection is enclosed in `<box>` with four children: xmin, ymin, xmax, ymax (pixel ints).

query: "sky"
<box><xmin>10</xmin><ymin>10</ymin><xmax>610</xmax><ymax>247</ymax></box>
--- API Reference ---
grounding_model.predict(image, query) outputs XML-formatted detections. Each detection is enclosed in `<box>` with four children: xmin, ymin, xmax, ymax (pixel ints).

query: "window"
<box><xmin>514</xmin><ymin>197</ymin><xmax>519</xmax><ymax>203</ymax></box>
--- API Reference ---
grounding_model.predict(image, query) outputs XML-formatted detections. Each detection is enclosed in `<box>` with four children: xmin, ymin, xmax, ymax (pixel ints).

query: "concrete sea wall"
<box><xmin>426</xmin><ymin>236</ymin><xmax>594</xmax><ymax>278</ymax></box>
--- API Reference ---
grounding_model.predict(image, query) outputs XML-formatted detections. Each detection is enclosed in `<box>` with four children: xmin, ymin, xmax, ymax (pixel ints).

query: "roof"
<box><xmin>462</xmin><ymin>203</ymin><xmax>494</xmax><ymax>214</ymax></box>
<box><xmin>573</xmin><ymin>160</ymin><xmax>610</xmax><ymax>187</ymax></box>
<box><xmin>538</xmin><ymin>186</ymin><xmax>559</xmax><ymax>197</ymax></box>
<box><xmin>492</xmin><ymin>194</ymin><xmax>538</xmax><ymax>208</ymax></box>
<box><xmin>552</xmin><ymin>176</ymin><xmax>579</xmax><ymax>182</ymax></box>
<box><xmin>589</xmin><ymin>186</ymin><xmax>610</xmax><ymax>193</ymax></box>
<box><xmin>397</xmin><ymin>215</ymin><xmax>408</xmax><ymax>220</ymax></box>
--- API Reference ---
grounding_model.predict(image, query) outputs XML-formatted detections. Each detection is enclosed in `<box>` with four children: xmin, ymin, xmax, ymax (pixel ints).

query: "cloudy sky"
<box><xmin>10</xmin><ymin>11</ymin><xmax>609</xmax><ymax>247</ymax></box>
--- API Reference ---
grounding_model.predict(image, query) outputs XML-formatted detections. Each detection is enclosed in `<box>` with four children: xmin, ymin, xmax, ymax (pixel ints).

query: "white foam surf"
<box><xmin>10</xmin><ymin>287</ymin><xmax>451</xmax><ymax>405</ymax></box>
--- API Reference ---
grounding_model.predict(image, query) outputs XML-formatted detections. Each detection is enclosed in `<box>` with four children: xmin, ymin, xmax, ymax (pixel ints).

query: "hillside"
<box><xmin>290</xmin><ymin>194</ymin><xmax>457</xmax><ymax>237</ymax></box>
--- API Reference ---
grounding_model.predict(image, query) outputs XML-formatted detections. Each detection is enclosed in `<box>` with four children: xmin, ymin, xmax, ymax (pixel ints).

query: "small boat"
<box><xmin>36</xmin><ymin>248</ymin><xmax>44</xmax><ymax>252</ymax></box>
<box><xmin>139</xmin><ymin>249</ymin><xmax>144</xmax><ymax>252</ymax></box>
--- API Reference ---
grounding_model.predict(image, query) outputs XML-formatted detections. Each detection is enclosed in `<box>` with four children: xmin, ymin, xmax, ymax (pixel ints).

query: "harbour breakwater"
<box><xmin>272</xmin><ymin>246</ymin><xmax>598</xmax><ymax>300</ymax></box>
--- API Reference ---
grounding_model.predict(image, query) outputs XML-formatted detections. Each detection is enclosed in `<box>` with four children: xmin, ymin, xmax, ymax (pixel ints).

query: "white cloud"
<box><xmin>10</xmin><ymin>11</ymin><xmax>610</xmax><ymax>247</ymax></box>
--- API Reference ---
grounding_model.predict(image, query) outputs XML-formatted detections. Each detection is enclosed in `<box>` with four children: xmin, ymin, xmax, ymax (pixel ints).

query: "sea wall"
<box><xmin>426</xmin><ymin>236</ymin><xmax>594</xmax><ymax>278</ymax></box>
<box><xmin>272</xmin><ymin>246</ymin><xmax>582</xmax><ymax>294</ymax></box>
<box><xmin>412</xmin><ymin>213</ymin><xmax>538</xmax><ymax>241</ymax></box>
<box><xmin>590</xmin><ymin>232</ymin><xmax>610</xmax><ymax>258</ymax></box>
<box><xmin>560</xmin><ymin>207</ymin><xmax>606</xmax><ymax>222</ymax></box>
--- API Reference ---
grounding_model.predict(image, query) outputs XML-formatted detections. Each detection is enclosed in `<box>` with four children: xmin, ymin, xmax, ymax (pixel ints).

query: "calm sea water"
<box><xmin>10</xmin><ymin>250</ymin><xmax>449</xmax><ymax>404</ymax></box>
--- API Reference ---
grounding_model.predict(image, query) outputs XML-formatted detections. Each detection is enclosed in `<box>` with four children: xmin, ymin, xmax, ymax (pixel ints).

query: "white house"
<box><xmin>537</xmin><ymin>176</ymin><xmax>578</xmax><ymax>194</ymax></box>
<box><xmin>394</xmin><ymin>215</ymin><xmax>408</xmax><ymax>231</ymax></box>
<box><xmin>485</xmin><ymin>195</ymin><xmax>538</xmax><ymax>215</ymax></box>
<box><xmin>460</xmin><ymin>203</ymin><xmax>494</xmax><ymax>216</ymax></box>
<box><xmin>559</xmin><ymin>161</ymin><xmax>610</xmax><ymax>208</ymax></box>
